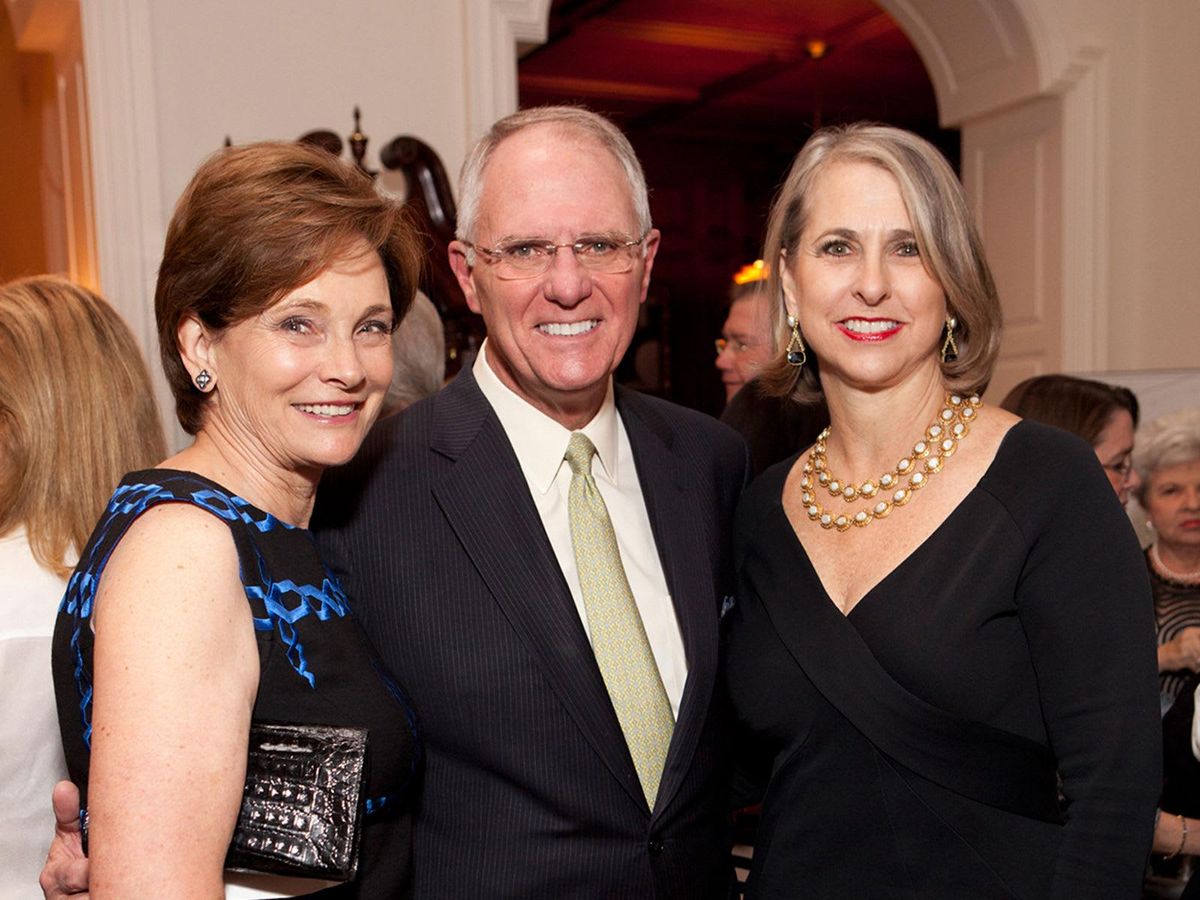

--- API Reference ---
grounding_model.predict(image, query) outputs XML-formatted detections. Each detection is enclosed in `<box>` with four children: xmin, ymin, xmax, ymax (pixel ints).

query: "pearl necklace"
<box><xmin>799</xmin><ymin>393</ymin><xmax>981</xmax><ymax>532</ymax></box>
<box><xmin>1150</xmin><ymin>542</ymin><xmax>1200</xmax><ymax>584</ymax></box>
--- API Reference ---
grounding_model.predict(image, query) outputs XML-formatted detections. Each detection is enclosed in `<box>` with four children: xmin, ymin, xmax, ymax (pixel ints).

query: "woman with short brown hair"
<box><xmin>52</xmin><ymin>141</ymin><xmax>423</xmax><ymax>898</ymax></box>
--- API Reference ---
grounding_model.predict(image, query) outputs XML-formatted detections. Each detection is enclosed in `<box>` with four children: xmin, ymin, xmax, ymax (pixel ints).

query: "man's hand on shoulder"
<box><xmin>39</xmin><ymin>781</ymin><xmax>89</xmax><ymax>899</ymax></box>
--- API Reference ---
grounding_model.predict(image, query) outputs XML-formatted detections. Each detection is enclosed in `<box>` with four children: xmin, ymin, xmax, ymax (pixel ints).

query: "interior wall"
<box><xmin>144</xmin><ymin>0</ymin><xmax>468</xmax><ymax>218</ymax></box>
<box><xmin>880</xmin><ymin>0</ymin><xmax>1200</xmax><ymax>402</ymax></box>
<box><xmin>1111</xmin><ymin>0</ymin><xmax>1200</xmax><ymax>371</ymax></box>
<box><xmin>1017</xmin><ymin>0</ymin><xmax>1200</xmax><ymax>378</ymax></box>
<box><xmin>0</xmin><ymin>9</ymin><xmax>50</xmax><ymax>280</ymax></box>
<box><xmin>83</xmin><ymin>0</ymin><xmax>473</xmax><ymax>447</ymax></box>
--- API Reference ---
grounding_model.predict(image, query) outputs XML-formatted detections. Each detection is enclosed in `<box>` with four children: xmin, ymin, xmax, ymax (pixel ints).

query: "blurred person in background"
<box><xmin>719</xmin><ymin>262</ymin><xmax>829</xmax><ymax>477</ymax></box>
<box><xmin>715</xmin><ymin>260</ymin><xmax>774</xmax><ymax>404</ymax></box>
<box><xmin>382</xmin><ymin>291</ymin><xmax>445</xmax><ymax>417</ymax></box>
<box><xmin>1135</xmin><ymin>410</ymin><xmax>1200</xmax><ymax>892</ymax></box>
<box><xmin>1135</xmin><ymin>409</ymin><xmax>1200</xmax><ymax>708</ymax></box>
<box><xmin>0</xmin><ymin>276</ymin><xmax>164</xmax><ymax>897</ymax></box>
<box><xmin>1000</xmin><ymin>373</ymin><xmax>1140</xmax><ymax>504</ymax></box>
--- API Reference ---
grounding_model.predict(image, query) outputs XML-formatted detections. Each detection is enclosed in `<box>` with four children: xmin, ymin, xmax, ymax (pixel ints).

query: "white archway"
<box><xmin>874</xmin><ymin>0</ymin><xmax>1111</xmax><ymax>394</ymax></box>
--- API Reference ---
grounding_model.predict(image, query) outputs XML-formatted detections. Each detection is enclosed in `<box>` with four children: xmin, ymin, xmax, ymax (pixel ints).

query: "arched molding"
<box><xmin>876</xmin><ymin>0</ymin><xmax>1042</xmax><ymax>126</ymax></box>
<box><xmin>876</xmin><ymin>0</ymin><xmax>1110</xmax><ymax>373</ymax></box>
<box><xmin>463</xmin><ymin>0</ymin><xmax>550</xmax><ymax>142</ymax></box>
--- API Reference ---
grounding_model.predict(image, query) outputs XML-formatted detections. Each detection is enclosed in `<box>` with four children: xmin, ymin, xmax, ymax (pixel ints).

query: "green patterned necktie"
<box><xmin>564</xmin><ymin>431</ymin><xmax>675</xmax><ymax>808</ymax></box>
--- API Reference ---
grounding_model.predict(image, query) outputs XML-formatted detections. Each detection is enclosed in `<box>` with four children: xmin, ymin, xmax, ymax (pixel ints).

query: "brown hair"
<box><xmin>1000</xmin><ymin>374</ymin><xmax>1139</xmax><ymax>446</ymax></box>
<box><xmin>0</xmin><ymin>277</ymin><xmax>165</xmax><ymax>577</ymax></box>
<box><xmin>757</xmin><ymin>123</ymin><xmax>1002</xmax><ymax>403</ymax></box>
<box><xmin>156</xmin><ymin>141</ymin><xmax>422</xmax><ymax>434</ymax></box>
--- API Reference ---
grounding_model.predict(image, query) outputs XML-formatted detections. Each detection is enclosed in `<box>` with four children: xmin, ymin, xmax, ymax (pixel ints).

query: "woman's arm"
<box><xmin>1154</xmin><ymin>810</ymin><xmax>1200</xmax><ymax>857</ymax></box>
<box><xmin>87</xmin><ymin>504</ymin><xmax>258</xmax><ymax>899</ymax></box>
<box><xmin>1159</xmin><ymin>628</ymin><xmax>1200</xmax><ymax>673</ymax></box>
<box><xmin>1014</xmin><ymin>445</ymin><xmax>1162</xmax><ymax>898</ymax></box>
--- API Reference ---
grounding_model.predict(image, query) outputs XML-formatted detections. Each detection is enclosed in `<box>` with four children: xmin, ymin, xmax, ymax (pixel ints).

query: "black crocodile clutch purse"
<box><xmin>224</xmin><ymin>722</ymin><xmax>368</xmax><ymax>882</ymax></box>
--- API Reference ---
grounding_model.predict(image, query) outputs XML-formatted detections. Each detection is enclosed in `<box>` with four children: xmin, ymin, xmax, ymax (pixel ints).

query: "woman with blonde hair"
<box><xmin>724</xmin><ymin>123</ymin><xmax>1160</xmax><ymax>897</ymax></box>
<box><xmin>0</xmin><ymin>276</ymin><xmax>164</xmax><ymax>897</ymax></box>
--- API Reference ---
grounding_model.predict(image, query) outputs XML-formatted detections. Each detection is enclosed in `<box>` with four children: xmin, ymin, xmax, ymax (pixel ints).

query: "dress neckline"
<box><xmin>770</xmin><ymin>419</ymin><xmax>1027</xmax><ymax>618</ymax></box>
<box><xmin>127</xmin><ymin>467</ymin><xmax>304</xmax><ymax>531</ymax></box>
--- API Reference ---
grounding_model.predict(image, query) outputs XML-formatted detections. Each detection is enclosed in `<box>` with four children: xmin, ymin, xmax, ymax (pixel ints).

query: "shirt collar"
<box><xmin>473</xmin><ymin>340</ymin><xmax>621</xmax><ymax>494</ymax></box>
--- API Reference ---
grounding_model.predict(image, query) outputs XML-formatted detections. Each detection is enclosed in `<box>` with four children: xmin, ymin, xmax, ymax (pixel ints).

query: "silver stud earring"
<box><xmin>195</xmin><ymin>369</ymin><xmax>212</xmax><ymax>391</ymax></box>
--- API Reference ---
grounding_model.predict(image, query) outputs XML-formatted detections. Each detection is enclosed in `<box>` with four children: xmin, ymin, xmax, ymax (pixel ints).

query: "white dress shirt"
<box><xmin>473</xmin><ymin>343</ymin><xmax>688</xmax><ymax>716</ymax></box>
<box><xmin>0</xmin><ymin>528</ymin><xmax>70</xmax><ymax>900</ymax></box>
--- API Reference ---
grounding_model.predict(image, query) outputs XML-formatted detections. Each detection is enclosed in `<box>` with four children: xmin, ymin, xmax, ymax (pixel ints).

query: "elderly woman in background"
<box><xmin>723</xmin><ymin>123</ymin><xmax>1160</xmax><ymax>898</ymax></box>
<box><xmin>1133</xmin><ymin>410</ymin><xmax>1200</xmax><ymax>879</ymax></box>
<box><xmin>1136</xmin><ymin>410</ymin><xmax>1200</xmax><ymax>706</ymax></box>
<box><xmin>50</xmin><ymin>142</ymin><xmax>422</xmax><ymax>898</ymax></box>
<box><xmin>1000</xmin><ymin>373</ymin><xmax>1141</xmax><ymax>504</ymax></box>
<box><xmin>0</xmin><ymin>277</ymin><xmax>164</xmax><ymax>898</ymax></box>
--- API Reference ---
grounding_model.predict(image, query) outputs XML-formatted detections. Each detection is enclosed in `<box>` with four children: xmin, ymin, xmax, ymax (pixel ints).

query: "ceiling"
<box><xmin>518</xmin><ymin>0</ymin><xmax>945</xmax><ymax>148</ymax></box>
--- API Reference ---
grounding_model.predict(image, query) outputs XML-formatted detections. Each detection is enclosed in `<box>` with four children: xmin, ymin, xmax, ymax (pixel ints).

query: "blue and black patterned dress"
<box><xmin>51</xmin><ymin>469</ymin><xmax>420</xmax><ymax>898</ymax></box>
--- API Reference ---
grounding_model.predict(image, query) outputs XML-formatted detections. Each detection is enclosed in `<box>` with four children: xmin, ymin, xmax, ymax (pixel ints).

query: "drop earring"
<box><xmin>940</xmin><ymin>316</ymin><xmax>959</xmax><ymax>364</ymax></box>
<box><xmin>786</xmin><ymin>315</ymin><xmax>807</xmax><ymax>368</ymax></box>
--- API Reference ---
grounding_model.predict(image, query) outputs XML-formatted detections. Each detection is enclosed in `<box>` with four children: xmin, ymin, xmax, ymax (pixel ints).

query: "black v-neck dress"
<box><xmin>52</xmin><ymin>469</ymin><xmax>420</xmax><ymax>898</ymax></box>
<box><xmin>724</xmin><ymin>421</ymin><xmax>1161</xmax><ymax>899</ymax></box>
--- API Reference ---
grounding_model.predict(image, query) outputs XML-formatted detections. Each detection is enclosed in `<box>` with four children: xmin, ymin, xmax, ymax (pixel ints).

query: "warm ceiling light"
<box><xmin>805</xmin><ymin>39</ymin><xmax>828</xmax><ymax>60</ymax></box>
<box><xmin>732</xmin><ymin>260</ymin><xmax>769</xmax><ymax>285</ymax></box>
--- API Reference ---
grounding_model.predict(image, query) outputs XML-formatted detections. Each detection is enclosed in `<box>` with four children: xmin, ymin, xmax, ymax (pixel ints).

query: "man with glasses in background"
<box><xmin>716</xmin><ymin>260</ymin><xmax>830</xmax><ymax>477</ymax></box>
<box><xmin>714</xmin><ymin>260</ymin><xmax>775</xmax><ymax>405</ymax></box>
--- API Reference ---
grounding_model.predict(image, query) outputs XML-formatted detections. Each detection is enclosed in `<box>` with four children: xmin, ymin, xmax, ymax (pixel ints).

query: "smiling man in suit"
<box><xmin>314</xmin><ymin>107</ymin><xmax>748</xmax><ymax>898</ymax></box>
<box><xmin>38</xmin><ymin>106</ymin><xmax>747</xmax><ymax>900</ymax></box>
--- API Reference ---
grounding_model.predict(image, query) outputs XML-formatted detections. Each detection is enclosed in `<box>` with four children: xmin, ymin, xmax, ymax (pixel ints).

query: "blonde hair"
<box><xmin>758</xmin><ymin>123</ymin><xmax>1002</xmax><ymax>403</ymax></box>
<box><xmin>0</xmin><ymin>277</ymin><xmax>165</xmax><ymax>577</ymax></box>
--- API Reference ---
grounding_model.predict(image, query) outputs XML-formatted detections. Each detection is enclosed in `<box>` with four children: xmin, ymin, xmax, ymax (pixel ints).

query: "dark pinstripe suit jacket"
<box><xmin>313</xmin><ymin>369</ymin><xmax>748</xmax><ymax>899</ymax></box>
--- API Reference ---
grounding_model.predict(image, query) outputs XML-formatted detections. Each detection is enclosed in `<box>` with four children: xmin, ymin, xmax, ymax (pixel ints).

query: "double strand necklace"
<box><xmin>799</xmin><ymin>393</ymin><xmax>982</xmax><ymax>532</ymax></box>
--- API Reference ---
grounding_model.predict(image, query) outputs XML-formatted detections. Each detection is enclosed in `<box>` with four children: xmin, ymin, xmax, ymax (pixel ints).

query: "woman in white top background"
<box><xmin>0</xmin><ymin>276</ymin><xmax>164</xmax><ymax>897</ymax></box>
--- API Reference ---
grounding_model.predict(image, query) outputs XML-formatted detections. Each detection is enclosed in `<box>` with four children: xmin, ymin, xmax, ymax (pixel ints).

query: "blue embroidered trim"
<box><xmin>65</xmin><ymin>474</ymin><xmax>348</xmax><ymax>748</ymax></box>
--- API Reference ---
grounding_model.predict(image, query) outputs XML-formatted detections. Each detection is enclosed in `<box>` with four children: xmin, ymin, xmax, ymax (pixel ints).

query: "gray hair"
<box><xmin>1134</xmin><ymin>407</ymin><xmax>1200</xmax><ymax>505</ymax></box>
<box><xmin>455</xmin><ymin>105</ymin><xmax>652</xmax><ymax>243</ymax></box>
<box><xmin>382</xmin><ymin>291</ymin><xmax>445</xmax><ymax>417</ymax></box>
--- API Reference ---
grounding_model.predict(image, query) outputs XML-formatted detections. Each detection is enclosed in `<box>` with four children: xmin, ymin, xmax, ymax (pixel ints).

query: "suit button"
<box><xmin>648</xmin><ymin>837</ymin><xmax>664</xmax><ymax>856</ymax></box>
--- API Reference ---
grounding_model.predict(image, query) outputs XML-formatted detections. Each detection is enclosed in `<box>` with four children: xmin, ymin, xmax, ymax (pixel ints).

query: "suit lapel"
<box><xmin>429</xmin><ymin>372</ymin><xmax>648</xmax><ymax>810</ymax></box>
<box><xmin>618</xmin><ymin>388</ymin><xmax>719</xmax><ymax>820</ymax></box>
